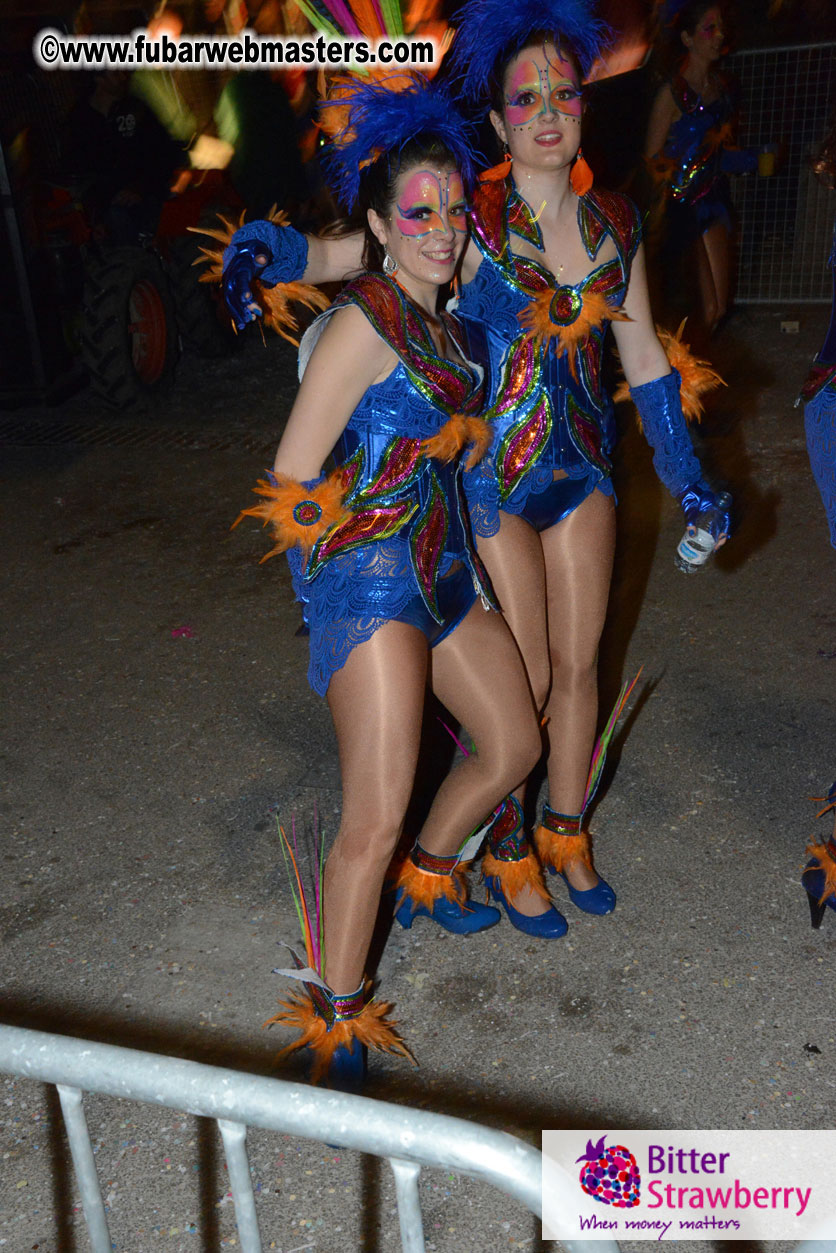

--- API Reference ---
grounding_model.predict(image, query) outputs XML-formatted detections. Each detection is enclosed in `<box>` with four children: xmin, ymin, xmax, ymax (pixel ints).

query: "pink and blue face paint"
<box><xmin>504</xmin><ymin>51</ymin><xmax>582</xmax><ymax>130</ymax></box>
<box><xmin>394</xmin><ymin>169</ymin><xmax>467</xmax><ymax>238</ymax></box>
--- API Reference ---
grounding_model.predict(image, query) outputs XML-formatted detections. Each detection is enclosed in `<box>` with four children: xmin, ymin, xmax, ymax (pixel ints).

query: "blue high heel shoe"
<box><xmin>534</xmin><ymin>805</ymin><xmax>616</xmax><ymax>915</ymax></box>
<box><xmin>479</xmin><ymin>796</ymin><xmax>567</xmax><ymax>937</ymax></box>
<box><xmin>485</xmin><ymin>875</ymin><xmax>568</xmax><ymax>937</ymax></box>
<box><xmin>391</xmin><ymin>841</ymin><xmax>501</xmax><ymax>934</ymax></box>
<box><xmin>393</xmin><ymin>887</ymin><xmax>501</xmax><ymax>933</ymax></box>
<box><xmin>554</xmin><ymin>869</ymin><xmax>616</xmax><ymax>915</ymax></box>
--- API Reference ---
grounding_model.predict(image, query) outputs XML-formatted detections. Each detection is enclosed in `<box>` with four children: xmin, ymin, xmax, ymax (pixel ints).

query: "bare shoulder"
<box><xmin>306</xmin><ymin>301</ymin><xmax>397</xmax><ymax>382</ymax></box>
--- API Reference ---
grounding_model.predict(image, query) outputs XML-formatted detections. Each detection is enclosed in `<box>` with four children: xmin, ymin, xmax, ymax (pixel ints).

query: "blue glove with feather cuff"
<box><xmin>222</xmin><ymin>221</ymin><xmax>309</xmax><ymax>329</ymax></box>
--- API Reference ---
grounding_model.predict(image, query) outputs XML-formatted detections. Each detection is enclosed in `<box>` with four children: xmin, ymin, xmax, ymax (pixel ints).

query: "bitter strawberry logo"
<box><xmin>577</xmin><ymin>1136</ymin><xmax>641</xmax><ymax>1207</ymax></box>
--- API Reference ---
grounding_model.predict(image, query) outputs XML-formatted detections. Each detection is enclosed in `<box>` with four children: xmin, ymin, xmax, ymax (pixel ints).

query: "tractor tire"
<box><xmin>81</xmin><ymin>247</ymin><xmax>178</xmax><ymax>411</ymax></box>
<box><xmin>167</xmin><ymin>234</ymin><xmax>239</xmax><ymax>359</ymax></box>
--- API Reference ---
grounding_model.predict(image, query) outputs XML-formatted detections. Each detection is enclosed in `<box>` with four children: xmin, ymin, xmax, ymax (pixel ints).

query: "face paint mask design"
<box><xmin>394</xmin><ymin>169</ymin><xmax>468</xmax><ymax>238</ymax></box>
<box><xmin>504</xmin><ymin>51</ymin><xmax>582</xmax><ymax>129</ymax></box>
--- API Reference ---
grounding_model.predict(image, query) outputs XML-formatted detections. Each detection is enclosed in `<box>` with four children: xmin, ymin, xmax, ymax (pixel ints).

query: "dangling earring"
<box><xmin>382</xmin><ymin>251</ymin><xmax>398</xmax><ymax>276</ymax></box>
<box><xmin>570</xmin><ymin>147</ymin><xmax>594</xmax><ymax>196</ymax></box>
<box><xmin>481</xmin><ymin>149</ymin><xmax>513</xmax><ymax>183</ymax></box>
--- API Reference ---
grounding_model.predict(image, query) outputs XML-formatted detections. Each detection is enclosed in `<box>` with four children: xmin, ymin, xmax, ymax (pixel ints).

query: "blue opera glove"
<box><xmin>629</xmin><ymin>369</ymin><xmax>732</xmax><ymax>539</ymax></box>
<box><xmin>221</xmin><ymin>221</ymin><xmax>309</xmax><ymax>330</ymax></box>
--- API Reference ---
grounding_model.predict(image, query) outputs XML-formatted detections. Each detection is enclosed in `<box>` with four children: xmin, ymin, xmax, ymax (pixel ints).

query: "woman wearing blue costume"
<box><xmin>221</xmin><ymin>0</ymin><xmax>730</xmax><ymax>940</ymax></box>
<box><xmin>232</xmin><ymin>74</ymin><xmax>544</xmax><ymax>1090</ymax></box>
<box><xmin>644</xmin><ymin>0</ymin><xmax>755</xmax><ymax>335</ymax></box>
<box><xmin>798</xmin><ymin>118</ymin><xmax>836</xmax><ymax>930</ymax></box>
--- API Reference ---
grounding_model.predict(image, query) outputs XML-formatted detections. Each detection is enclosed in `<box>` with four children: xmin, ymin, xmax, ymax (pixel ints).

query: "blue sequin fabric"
<box><xmin>288</xmin><ymin>274</ymin><xmax>494</xmax><ymax>695</ymax></box>
<box><xmin>663</xmin><ymin>73</ymin><xmax>737</xmax><ymax>231</ymax></box>
<box><xmin>454</xmin><ymin>181</ymin><xmax>637</xmax><ymax>536</ymax></box>
<box><xmin>628</xmin><ymin>368</ymin><xmax>703</xmax><ymax>499</ymax></box>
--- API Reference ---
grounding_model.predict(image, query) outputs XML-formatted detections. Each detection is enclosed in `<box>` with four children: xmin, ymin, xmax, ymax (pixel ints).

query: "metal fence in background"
<box><xmin>729</xmin><ymin>41</ymin><xmax>836</xmax><ymax>303</ymax></box>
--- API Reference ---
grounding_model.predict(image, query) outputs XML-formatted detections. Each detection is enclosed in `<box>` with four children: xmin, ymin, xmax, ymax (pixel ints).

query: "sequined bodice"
<box><xmin>664</xmin><ymin>74</ymin><xmax>735</xmax><ymax>205</ymax></box>
<box><xmin>295</xmin><ymin>272</ymin><xmax>492</xmax><ymax>620</ymax></box>
<box><xmin>454</xmin><ymin>181</ymin><xmax>641</xmax><ymax>528</ymax></box>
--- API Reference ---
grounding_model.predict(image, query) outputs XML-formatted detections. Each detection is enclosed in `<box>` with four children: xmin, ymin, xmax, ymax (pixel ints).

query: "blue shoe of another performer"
<box><xmin>485</xmin><ymin>875</ymin><xmax>568</xmax><ymax>938</ymax></box>
<box><xmin>555</xmin><ymin>870</ymin><xmax>616</xmax><ymax>916</ymax></box>
<box><xmin>802</xmin><ymin>828</ymin><xmax>836</xmax><ymax>931</ymax></box>
<box><xmin>393</xmin><ymin>887</ymin><xmax>501</xmax><ymax>934</ymax></box>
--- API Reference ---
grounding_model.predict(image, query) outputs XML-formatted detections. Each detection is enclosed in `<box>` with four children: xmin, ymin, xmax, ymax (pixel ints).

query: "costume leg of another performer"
<box><xmin>802</xmin><ymin>782</ymin><xmax>836</xmax><ymax>930</ymax></box>
<box><xmin>696</xmin><ymin>219</ymin><xmax>731</xmax><ymax>335</ymax></box>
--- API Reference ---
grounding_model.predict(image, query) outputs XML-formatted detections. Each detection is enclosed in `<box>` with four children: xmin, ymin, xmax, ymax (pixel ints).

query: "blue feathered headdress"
<box><xmin>448</xmin><ymin>0</ymin><xmax>611</xmax><ymax>113</ymax></box>
<box><xmin>320</xmin><ymin>73</ymin><xmax>478</xmax><ymax>211</ymax></box>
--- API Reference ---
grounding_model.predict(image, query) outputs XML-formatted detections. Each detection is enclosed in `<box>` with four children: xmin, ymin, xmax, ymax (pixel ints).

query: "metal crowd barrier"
<box><xmin>729</xmin><ymin>41</ymin><xmax>836</xmax><ymax>304</ymax></box>
<box><xmin>0</xmin><ymin>1022</ymin><xmax>616</xmax><ymax>1253</ymax></box>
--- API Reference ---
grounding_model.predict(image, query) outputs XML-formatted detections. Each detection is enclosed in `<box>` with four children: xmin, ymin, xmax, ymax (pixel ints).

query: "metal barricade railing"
<box><xmin>729</xmin><ymin>42</ymin><xmax>836</xmax><ymax>303</ymax></box>
<box><xmin>0</xmin><ymin>1022</ymin><xmax>617</xmax><ymax>1253</ymax></box>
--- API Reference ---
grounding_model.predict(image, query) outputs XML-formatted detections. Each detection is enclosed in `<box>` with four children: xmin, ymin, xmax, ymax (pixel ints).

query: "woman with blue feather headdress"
<box><xmin>217</xmin><ymin>0</ymin><xmax>730</xmax><ymax>943</ymax></box>
<box><xmin>228</xmin><ymin>69</ymin><xmax>551</xmax><ymax>1093</ymax></box>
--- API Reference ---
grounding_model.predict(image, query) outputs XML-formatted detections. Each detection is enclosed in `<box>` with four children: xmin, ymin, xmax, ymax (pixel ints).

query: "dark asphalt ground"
<box><xmin>1</xmin><ymin>304</ymin><xmax>834</xmax><ymax>1252</ymax></box>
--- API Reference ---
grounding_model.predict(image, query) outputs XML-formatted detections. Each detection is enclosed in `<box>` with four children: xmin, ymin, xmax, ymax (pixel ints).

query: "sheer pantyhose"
<box><xmin>477</xmin><ymin>489</ymin><xmax>617</xmax><ymax>897</ymax></box>
<box><xmin>323</xmin><ymin>602</ymin><xmax>539</xmax><ymax>995</ymax></box>
<box><xmin>695</xmin><ymin>220</ymin><xmax>730</xmax><ymax>334</ymax></box>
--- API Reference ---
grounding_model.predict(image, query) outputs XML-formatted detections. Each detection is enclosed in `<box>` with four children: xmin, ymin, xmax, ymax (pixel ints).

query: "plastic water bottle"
<box><xmin>674</xmin><ymin>492</ymin><xmax>732</xmax><ymax>573</ymax></box>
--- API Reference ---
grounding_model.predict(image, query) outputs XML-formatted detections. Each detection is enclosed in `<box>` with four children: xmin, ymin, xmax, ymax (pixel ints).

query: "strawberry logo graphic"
<box><xmin>577</xmin><ymin>1136</ymin><xmax>641</xmax><ymax>1207</ymax></box>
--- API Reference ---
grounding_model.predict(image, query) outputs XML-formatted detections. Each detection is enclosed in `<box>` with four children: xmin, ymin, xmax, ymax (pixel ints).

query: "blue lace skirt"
<box><xmin>466</xmin><ymin>461</ymin><xmax>612</xmax><ymax>538</ymax></box>
<box><xmin>288</xmin><ymin>540</ymin><xmax>479</xmax><ymax>696</ymax></box>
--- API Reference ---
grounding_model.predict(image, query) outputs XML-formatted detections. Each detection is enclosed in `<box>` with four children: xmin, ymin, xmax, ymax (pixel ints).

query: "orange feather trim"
<box><xmin>481</xmin><ymin>848</ymin><xmax>551</xmax><ymax>904</ymax></box>
<box><xmin>265</xmin><ymin>988</ymin><xmax>416</xmax><ymax>1084</ymax></box>
<box><xmin>390</xmin><ymin>855</ymin><xmax>467</xmax><ymax>914</ymax></box>
<box><xmin>533</xmin><ymin>824</ymin><xmax>592</xmax><ymax>873</ymax></box>
<box><xmin>480</xmin><ymin>155</ymin><xmax>513</xmax><ymax>182</ymax></box>
<box><xmin>190</xmin><ymin>207</ymin><xmax>329</xmax><ymax>346</ymax></box>
<box><xmin>804</xmin><ymin>843</ymin><xmax>836</xmax><ymax>907</ymax></box>
<box><xmin>519</xmin><ymin>289</ymin><xmax>630</xmax><ymax>380</ymax></box>
<box><xmin>421</xmin><ymin>413</ymin><xmax>493</xmax><ymax>469</ymax></box>
<box><xmin>232</xmin><ymin>470</ymin><xmax>350</xmax><ymax>562</ymax></box>
<box><xmin>613</xmin><ymin>319</ymin><xmax>726</xmax><ymax>423</ymax></box>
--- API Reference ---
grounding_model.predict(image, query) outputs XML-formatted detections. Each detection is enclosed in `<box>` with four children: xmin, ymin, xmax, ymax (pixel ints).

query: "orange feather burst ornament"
<box><xmin>613</xmin><ymin>319</ymin><xmax>726</xmax><ymax>423</ymax></box>
<box><xmin>421</xmin><ymin>412</ymin><xmax>493</xmax><ymax>469</ymax></box>
<box><xmin>519</xmin><ymin>287</ymin><xmax>630</xmax><ymax>379</ymax></box>
<box><xmin>264</xmin><ymin>982</ymin><xmax>416</xmax><ymax>1084</ymax></box>
<box><xmin>191</xmin><ymin>209</ymin><xmax>329</xmax><ymax>345</ymax></box>
<box><xmin>232</xmin><ymin>471</ymin><xmax>350</xmax><ymax>562</ymax></box>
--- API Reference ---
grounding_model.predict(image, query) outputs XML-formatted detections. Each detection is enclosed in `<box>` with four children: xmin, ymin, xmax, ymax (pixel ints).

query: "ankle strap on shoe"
<box><xmin>487</xmin><ymin>796</ymin><xmax>529</xmax><ymax>861</ymax></box>
<box><xmin>411</xmin><ymin>842</ymin><xmax>459</xmax><ymax>876</ymax></box>
<box><xmin>308</xmin><ymin>981</ymin><xmax>366</xmax><ymax>1029</ymax></box>
<box><xmin>540</xmin><ymin>805</ymin><xmax>582</xmax><ymax>838</ymax></box>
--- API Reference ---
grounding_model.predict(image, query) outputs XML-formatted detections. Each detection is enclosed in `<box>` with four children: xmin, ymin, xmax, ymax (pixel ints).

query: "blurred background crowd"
<box><xmin>1</xmin><ymin>0</ymin><xmax>834</xmax><ymax>408</ymax></box>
